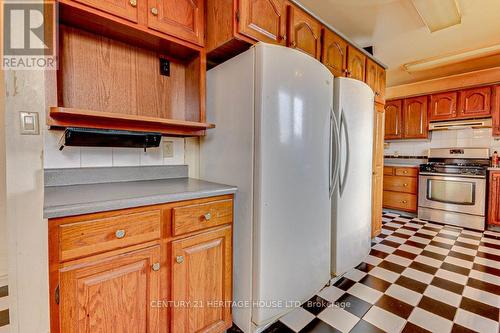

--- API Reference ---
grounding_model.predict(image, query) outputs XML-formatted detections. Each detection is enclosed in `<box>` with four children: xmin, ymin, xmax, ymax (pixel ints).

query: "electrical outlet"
<box><xmin>19</xmin><ymin>111</ymin><xmax>39</xmax><ymax>135</ymax></box>
<box><xmin>163</xmin><ymin>140</ymin><xmax>174</xmax><ymax>158</ymax></box>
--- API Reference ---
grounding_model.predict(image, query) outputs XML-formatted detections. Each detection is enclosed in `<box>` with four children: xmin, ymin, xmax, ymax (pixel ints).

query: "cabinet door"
<box><xmin>458</xmin><ymin>86</ymin><xmax>492</xmax><ymax>118</ymax></box>
<box><xmin>346</xmin><ymin>46</ymin><xmax>366</xmax><ymax>81</ymax></box>
<box><xmin>73</xmin><ymin>0</ymin><xmax>139</xmax><ymax>22</ymax></box>
<box><xmin>403</xmin><ymin>96</ymin><xmax>428</xmax><ymax>139</ymax></box>
<box><xmin>384</xmin><ymin>100</ymin><xmax>403</xmax><ymax>140</ymax></box>
<box><xmin>365</xmin><ymin>59</ymin><xmax>377</xmax><ymax>95</ymax></box>
<box><xmin>375</xmin><ymin>65</ymin><xmax>386</xmax><ymax>104</ymax></box>
<box><xmin>59</xmin><ymin>246</ymin><xmax>160</xmax><ymax>333</ymax></box>
<box><xmin>489</xmin><ymin>172</ymin><xmax>500</xmax><ymax>226</ymax></box>
<box><xmin>171</xmin><ymin>226</ymin><xmax>232</xmax><ymax>333</ymax></box>
<box><xmin>147</xmin><ymin>0</ymin><xmax>204</xmax><ymax>46</ymax></box>
<box><xmin>238</xmin><ymin>0</ymin><xmax>286</xmax><ymax>45</ymax></box>
<box><xmin>429</xmin><ymin>92</ymin><xmax>458</xmax><ymax>121</ymax></box>
<box><xmin>371</xmin><ymin>104</ymin><xmax>385</xmax><ymax>237</ymax></box>
<box><xmin>321</xmin><ymin>28</ymin><xmax>347</xmax><ymax>77</ymax></box>
<box><xmin>287</xmin><ymin>4</ymin><xmax>321</xmax><ymax>60</ymax></box>
<box><xmin>493</xmin><ymin>86</ymin><xmax>500</xmax><ymax>137</ymax></box>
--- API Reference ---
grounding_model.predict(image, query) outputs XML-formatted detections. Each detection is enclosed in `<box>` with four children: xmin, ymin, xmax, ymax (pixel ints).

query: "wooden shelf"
<box><xmin>48</xmin><ymin>107</ymin><xmax>215</xmax><ymax>136</ymax></box>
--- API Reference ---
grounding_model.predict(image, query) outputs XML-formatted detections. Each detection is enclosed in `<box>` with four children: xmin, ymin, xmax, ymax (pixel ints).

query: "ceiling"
<box><xmin>297</xmin><ymin>0</ymin><xmax>500</xmax><ymax>87</ymax></box>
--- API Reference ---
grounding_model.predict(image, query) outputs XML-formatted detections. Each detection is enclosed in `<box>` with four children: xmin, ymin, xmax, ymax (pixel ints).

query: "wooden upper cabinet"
<box><xmin>376</xmin><ymin>65</ymin><xmax>386</xmax><ymax>104</ymax></box>
<box><xmin>238</xmin><ymin>0</ymin><xmax>287</xmax><ymax>45</ymax></box>
<box><xmin>384</xmin><ymin>100</ymin><xmax>402</xmax><ymax>140</ymax></box>
<box><xmin>147</xmin><ymin>0</ymin><xmax>205</xmax><ymax>46</ymax></box>
<box><xmin>346</xmin><ymin>46</ymin><xmax>366</xmax><ymax>81</ymax></box>
<box><xmin>286</xmin><ymin>3</ymin><xmax>321</xmax><ymax>60</ymax></box>
<box><xmin>493</xmin><ymin>85</ymin><xmax>500</xmax><ymax>136</ymax></box>
<box><xmin>403</xmin><ymin>96</ymin><xmax>428</xmax><ymax>139</ymax></box>
<box><xmin>429</xmin><ymin>92</ymin><xmax>458</xmax><ymax>121</ymax></box>
<box><xmin>59</xmin><ymin>246</ymin><xmax>160</xmax><ymax>333</ymax></box>
<box><xmin>458</xmin><ymin>86</ymin><xmax>492</xmax><ymax>118</ymax></box>
<box><xmin>365</xmin><ymin>59</ymin><xmax>386</xmax><ymax>103</ymax></box>
<box><xmin>72</xmin><ymin>0</ymin><xmax>139</xmax><ymax>22</ymax></box>
<box><xmin>365</xmin><ymin>59</ymin><xmax>377</xmax><ymax>94</ymax></box>
<box><xmin>171</xmin><ymin>226</ymin><xmax>232</xmax><ymax>333</ymax></box>
<box><xmin>321</xmin><ymin>28</ymin><xmax>347</xmax><ymax>77</ymax></box>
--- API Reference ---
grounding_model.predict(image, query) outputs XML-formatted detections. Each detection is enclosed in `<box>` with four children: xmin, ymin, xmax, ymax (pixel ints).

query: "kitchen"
<box><xmin>0</xmin><ymin>1</ymin><xmax>499</xmax><ymax>333</ymax></box>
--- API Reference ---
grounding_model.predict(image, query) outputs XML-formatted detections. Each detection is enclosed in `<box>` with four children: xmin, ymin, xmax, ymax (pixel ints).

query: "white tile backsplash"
<box><xmin>112</xmin><ymin>148</ymin><xmax>141</xmax><ymax>166</ymax></box>
<box><xmin>43</xmin><ymin>129</ymin><xmax>81</xmax><ymax>168</ymax></box>
<box><xmin>81</xmin><ymin>147</ymin><xmax>113</xmax><ymax>167</ymax></box>
<box><xmin>385</xmin><ymin>128</ymin><xmax>496</xmax><ymax>156</ymax></box>
<box><xmin>44</xmin><ymin>129</ymin><xmax>186</xmax><ymax>169</ymax></box>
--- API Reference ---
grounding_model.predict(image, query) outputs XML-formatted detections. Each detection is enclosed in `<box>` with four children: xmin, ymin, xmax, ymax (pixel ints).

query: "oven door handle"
<box><xmin>419</xmin><ymin>172</ymin><xmax>486</xmax><ymax>179</ymax></box>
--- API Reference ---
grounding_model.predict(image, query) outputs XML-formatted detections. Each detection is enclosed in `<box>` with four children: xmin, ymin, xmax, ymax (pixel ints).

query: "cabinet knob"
<box><xmin>401</xmin><ymin>200</ymin><xmax>408</xmax><ymax>204</ymax></box>
<box><xmin>176</xmin><ymin>256</ymin><xmax>184</xmax><ymax>264</ymax></box>
<box><xmin>403</xmin><ymin>183</ymin><xmax>408</xmax><ymax>187</ymax></box>
<box><xmin>152</xmin><ymin>263</ymin><xmax>160</xmax><ymax>271</ymax></box>
<box><xmin>375</xmin><ymin>92</ymin><xmax>380</xmax><ymax>96</ymax></box>
<box><xmin>203</xmin><ymin>212</ymin><xmax>212</xmax><ymax>221</ymax></box>
<box><xmin>403</xmin><ymin>170</ymin><xmax>408</xmax><ymax>174</ymax></box>
<box><xmin>115</xmin><ymin>229</ymin><xmax>126</xmax><ymax>239</ymax></box>
<box><xmin>151</xmin><ymin>7</ymin><xmax>159</xmax><ymax>16</ymax></box>
<box><xmin>290</xmin><ymin>41</ymin><xmax>297</xmax><ymax>48</ymax></box>
<box><xmin>129</xmin><ymin>0</ymin><xmax>137</xmax><ymax>7</ymax></box>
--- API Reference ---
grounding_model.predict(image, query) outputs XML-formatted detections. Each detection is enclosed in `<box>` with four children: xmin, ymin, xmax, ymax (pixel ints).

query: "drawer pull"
<box><xmin>401</xmin><ymin>200</ymin><xmax>408</xmax><ymax>204</ymax></box>
<box><xmin>152</xmin><ymin>263</ymin><xmax>160</xmax><ymax>271</ymax></box>
<box><xmin>115</xmin><ymin>229</ymin><xmax>126</xmax><ymax>239</ymax></box>
<box><xmin>403</xmin><ymin>183</ymin><xmax>408</xmax><ymax>187</ymax></box>
<box><xmin>403</xmin><ymin>170</ymin><xmax>408</xmax><ymax>174</ymax></box>
<box><xmin>176</xmin><ymin>256</ymin><xmax>184</xmax><ymax>264</ymax></box>
<box><xmin>204</xmin><ymin>212</ymin><xmax>212</xmax><ymax>221</ymax></box>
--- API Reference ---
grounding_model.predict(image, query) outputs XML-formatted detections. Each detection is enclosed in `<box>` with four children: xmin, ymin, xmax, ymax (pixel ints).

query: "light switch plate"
<box><xmin>19</xmin><ymin>111</ymin><xmax>39</xmax><ymax>135</ymax></box>
<box><xmin>163</xmin><ymin>140</ymin><xmax>174</xmax><ymax>158</ymax></box>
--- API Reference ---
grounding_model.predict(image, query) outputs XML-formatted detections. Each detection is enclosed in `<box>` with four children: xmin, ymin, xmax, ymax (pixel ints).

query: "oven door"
<box><xmin>418</xmin><ymin>173</ymin><xmax>486</xmax><ymax>216</ymax></box>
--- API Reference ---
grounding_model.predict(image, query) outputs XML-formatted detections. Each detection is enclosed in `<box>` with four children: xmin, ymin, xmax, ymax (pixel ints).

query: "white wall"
<box><xmin>385</xmin><ymin>128</ymin><xmax>500</xmax><ymax>157</ymax></box>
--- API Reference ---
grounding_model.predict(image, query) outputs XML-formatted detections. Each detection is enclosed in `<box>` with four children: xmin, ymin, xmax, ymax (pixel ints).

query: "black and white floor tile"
<box><xmin>0</xmin><ymin>284</ymin><xmax>8</xmax><ymax>333</ymax></box>
<box><xmin>263</xmin><ymin>213</ymin><xmax>500</xmax><ymax>333</ymax></box>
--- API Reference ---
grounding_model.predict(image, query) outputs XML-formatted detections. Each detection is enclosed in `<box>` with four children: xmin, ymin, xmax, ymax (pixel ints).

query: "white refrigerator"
<box><xmin>200</xmin><ymin>43</ymin><xmax>373</xmax><ymax>332</ymax></box>
<box><xmin>331</xmin><ymin>78</ymin><xmax>374</xmax><ymax>276</ymax></box>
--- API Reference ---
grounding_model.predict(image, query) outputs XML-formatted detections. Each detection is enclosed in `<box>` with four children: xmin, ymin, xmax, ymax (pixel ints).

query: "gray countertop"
<box><xmin>384</xmin><ymin>158</ymin><xmax>426</xmax><ymax>167</ymax></box>
<box><xmin>44</xmin><ymin>178</ymin><xmax>237</xmax><ymax>219</ymax></box>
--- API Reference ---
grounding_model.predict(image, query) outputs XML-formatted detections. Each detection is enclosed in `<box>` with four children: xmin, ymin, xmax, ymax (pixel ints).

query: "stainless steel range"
<box><xmin>418</xmin><ymin>148</ymin><xmax>490</xmax><ymax>231</ymax></box>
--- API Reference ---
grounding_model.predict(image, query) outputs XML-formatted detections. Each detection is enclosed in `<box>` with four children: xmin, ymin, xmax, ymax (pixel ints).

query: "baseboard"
<box><xmin>0</xmin><ymin>274</ymin><xmax>7</xmax><ymax>287</ymax></box>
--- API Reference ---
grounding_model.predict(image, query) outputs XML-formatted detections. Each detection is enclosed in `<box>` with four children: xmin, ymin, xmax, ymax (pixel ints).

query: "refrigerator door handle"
<box><xmin>330</xmin><ymin>107</ymin><xmax>340</xmax><ymax>198</ymax></box>
<box><xmin>339</xmin><ymin>110</ymin><xmax>350</xmax><ymax>196</ymax></box>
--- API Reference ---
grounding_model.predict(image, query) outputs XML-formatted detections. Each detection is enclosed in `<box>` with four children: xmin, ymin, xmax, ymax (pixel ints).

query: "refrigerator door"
<box><xmin>332</xmin><ymin>78</ymin><xmax>374</xmax><ymax>276</ymax></box>
<box><xmin>252</xmin><ymin>44</ymin><xmax>334</xmax><ymax>326</ymax></box>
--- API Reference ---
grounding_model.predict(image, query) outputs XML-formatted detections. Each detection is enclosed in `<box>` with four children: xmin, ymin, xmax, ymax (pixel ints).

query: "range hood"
<box><xmin>59</xmin><ymin>127</ymin><xmax>162</xmax><ymax>151</ymax></box>
<box><xmin>429</xmin><ymin>118</ymin><xmax>492</xmax><ymax>131</ymax></box>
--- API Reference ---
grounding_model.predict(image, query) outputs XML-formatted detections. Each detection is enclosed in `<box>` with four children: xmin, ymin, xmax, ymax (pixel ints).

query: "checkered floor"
<box><xmin>262</xmin><ymin>213</ymin><xmax>500</xmax><ymax>333</ymax></box>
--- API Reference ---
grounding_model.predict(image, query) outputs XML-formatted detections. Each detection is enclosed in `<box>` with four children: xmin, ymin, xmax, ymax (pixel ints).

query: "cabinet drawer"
<box><xmin>172</xmin><ymin>199</ymin><xmax>233</xmax><ymax>236</ymax></box>
<box><xmin>383</xmin><ymin>191</ymin><xmax>417</xmax><ymax>212</ymax></box>
<box><xmin>59</xmin><ymin>210</ymin><xmax>161</xmax><ymax>262</ymax></box>
<box><xmin>394</xmin><ymin>167</ymin><xmax>418</xmax><ymax>177</ymax></box>
<box><xmin>384</xmin><ymin>167</ymin><xmax>394</xmax><ymax>176</ymax></box>
<box><xmin>384</xmin><ymin>176</ymin><xmax>418</xmax><ymax>194</ymax></box>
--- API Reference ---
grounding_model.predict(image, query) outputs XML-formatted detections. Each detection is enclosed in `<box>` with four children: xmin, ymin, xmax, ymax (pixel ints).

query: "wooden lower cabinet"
<box><xmin>171</xmin><ymin>226</ymin><xmax>232</xmax><ymax>332</ymax></box>
<box><xmin>488</xmin><ymin>171</ymin><xmax>500</xmax><ymax>226</ymax></box>
<box><xmin>50</xmin><ymin>195</ymin><xmax>234</xmax><ymax>333</ymax></box>
<box><xmin>371</xmin><ymin>103</ymin><xmax>385</xmax><ymax>237</ymax></box>
<box><xmin>59</xmin><ymin>246</ymin><xmax>161</xmax><ymax>333</ymax></box>
<box><xmin>383</xmin><ymin>166</ymin><xmax>418</xmax><ymax>213</ymax></box>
